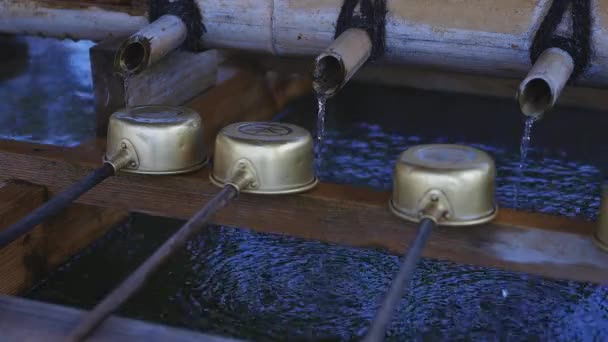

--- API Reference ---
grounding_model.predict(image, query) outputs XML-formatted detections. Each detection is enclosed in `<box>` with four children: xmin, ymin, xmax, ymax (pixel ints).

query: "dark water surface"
<box><xmin>2</xmin><ymin>37</ymin><xmax>607</xmax><ymax>341</ymax></box>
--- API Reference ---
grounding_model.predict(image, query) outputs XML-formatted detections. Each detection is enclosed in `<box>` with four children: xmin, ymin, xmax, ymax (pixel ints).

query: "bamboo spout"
<box><xmin>517</xmin><ymin>48</ymin><xmax>574</xmax><ymax>119</ymax></box>
<box><xmin>115</xmin><ymin>14</ymin><xmax>187</xmax><ymax>75</ymax></box>
<box><xmin>313</xmin><ymin>28</ymin><xmax>372</xmax><ymax>98</ymax></box>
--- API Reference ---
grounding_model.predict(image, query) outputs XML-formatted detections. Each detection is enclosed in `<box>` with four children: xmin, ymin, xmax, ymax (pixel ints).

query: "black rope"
<box><xmin>150</xmin><ymin>0</ymin><xmax>206</xmax><ymax>51</ymax></box>
<box><xmin>335</xmin><ymin>0</ymin><xmax>387</xmax><ymax>61</ymax></box>
<box><xmin>0</xmin><ymin>163</ymin><xmax>115</xmax><ymax>249</ymax></box>
<box><xmin>530</xmin><ymin>0</ymin><xmax>593</xmax><ymax>81</ymax></box>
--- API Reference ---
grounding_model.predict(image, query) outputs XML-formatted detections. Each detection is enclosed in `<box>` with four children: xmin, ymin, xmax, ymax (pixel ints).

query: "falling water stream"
<box><xmin>315</xmin><ymin>95</ymin><xmax>327</xmax><ymax>175</ymax></box>
<box><xmin>514</xmin><ymin>117</ymin><xmax>536</xmax><ymax>207</ymax></box>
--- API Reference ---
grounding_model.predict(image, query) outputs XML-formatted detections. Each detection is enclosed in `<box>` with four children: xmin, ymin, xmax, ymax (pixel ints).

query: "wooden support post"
<box><xmin>0</xmin><ymin>140</ymin><xmax>605</xmax><ymax>284</ymax></box>
<box><xmin>0</xmin><ymin>180</ymin><xmax>128</xmax><ymax>295</ymax></box>
<box><xmin>90</xmin><ymin>36</ymin><xmax>127</xmax><ymax>138</ymax></box>
<box><xmin>125</xmin><ymin>50</ymin><xmax>219</xmax><ymax>108</ymax></box>
<box><xmin>0</xmin><ymin>295</ymin><xmax>241</xmax><ymax>342</ymax></box>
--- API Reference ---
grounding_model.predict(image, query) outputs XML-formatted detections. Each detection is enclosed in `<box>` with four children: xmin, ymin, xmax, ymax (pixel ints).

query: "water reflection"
<box><xmin>0</xmin><ymin>36</ymin><xmax>95</xmax><ymax>146</ymax></box>
<box><xmin>29</xmin><ymin>216</ymin><xmax>608</xmax><ymax>341</ymax></box>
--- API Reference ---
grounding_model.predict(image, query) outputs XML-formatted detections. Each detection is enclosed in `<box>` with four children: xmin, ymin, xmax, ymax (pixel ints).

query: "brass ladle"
<box><xmin>593</xmin><ymin>186</ymin><xmax>608</xmax><ymax>252</ymax></box>
<box><xmin>364</xmin><ymin>144</ymin><xmax>498</xmax><ymax>341</ymax></box>
<box><xmin>68</xmin><ymin>122</ymin><xmax>318</xmax><ymax>341</ymax></box>
<box><xmin>0</xmin><ymin>106</ymin><xmax>206</xmax><ymax>249</ymax></box>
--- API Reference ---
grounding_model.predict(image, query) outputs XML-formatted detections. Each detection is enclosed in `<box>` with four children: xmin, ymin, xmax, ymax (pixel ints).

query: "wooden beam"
<box><xmin>0</xmin><ymin>295</ymin><xmax>240</xmax><ymax>342</ymax></box>
<box><xmin>0</xmin><ymin>140</ymin><xmax>605</xmax><ymax>284</ymax></box>
<box><xmin>0</xmin><ymin>179</ymin><xmax>128</xmax><ymax>295</ymax></box>
<box><xmin>0</xmin><ymin>180</ymin><xmax>46</xmax><ymax>295</ymax></box>
<box><xmin>0</xmin><ymin>180</ymin><xmax>46</xmax><ymax>232</ymax></box>
<box><xmin>125</xmin><ymin>50</ymin><xmax>219</xmax><ymax>108</ymax></box>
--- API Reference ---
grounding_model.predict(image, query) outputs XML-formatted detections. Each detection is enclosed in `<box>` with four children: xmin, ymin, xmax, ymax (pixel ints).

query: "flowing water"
<box><xmin>2</xmin><ymin>37</ymin><xmax>608</xmax><ymax>341</ymax></box>
<box><xmin>519</xmin><ymin>118</ymin><xmax>536</xmax><ymax>169</ymax></box>
<box><xmin>315</xmin><ymin>95</ymin><xmax>327</xmax><ymax>174</ymax></box>
<box><xmin>515</xmin><ymin>117</ymin><xmax>536</xmax><ymax>207</ymax></box>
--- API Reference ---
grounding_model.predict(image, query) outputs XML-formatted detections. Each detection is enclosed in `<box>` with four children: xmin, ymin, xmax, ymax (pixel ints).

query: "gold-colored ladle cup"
<box><xmin>364</xmin><ymin>144</ymin><xmax>498</xmax><ymax>342</ymax></box>
<box><xmin>0</xmin><ymin>105</ymin><xmax>206</xmax><ymax>250</ymax></box>
<box><xmin>593</xmin><ymin>186</ymin><xmax>608</xmax><ymax>252</ymax></box>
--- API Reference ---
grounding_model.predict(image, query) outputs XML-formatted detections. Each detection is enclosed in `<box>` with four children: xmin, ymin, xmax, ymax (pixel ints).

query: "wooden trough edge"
<box><xmin>0</xmin><ymin>139</ymin><xmax>605</xmax><ymax>285</ymax></box>
<box><xmin>0</xmin><ymin>179</ymin><xmax>129</xmax><ymax>296</ymax></box>
<box><xmin>0</xmin><ymin>295</ymin><xmax>241</xmax><ymax>342</ymax></box>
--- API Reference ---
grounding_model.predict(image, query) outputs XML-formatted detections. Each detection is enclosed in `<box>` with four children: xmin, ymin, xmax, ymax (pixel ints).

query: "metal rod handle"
<box><xmin>0</xmin><ymin>163</ymin><xmax>115</xmax><ymax>249</ymax></box>
<box><xmin>362</xmin><ymin>218</ymin><xmax>436</xmax><ymax>342</ymax></box>
<box><xmin>67</xmin><ymin>185</ymin><xmax>239</xmax><ymax>342</ymax></box>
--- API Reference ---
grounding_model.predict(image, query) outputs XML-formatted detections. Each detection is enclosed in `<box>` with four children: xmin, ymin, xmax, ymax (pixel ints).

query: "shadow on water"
<box><xmin>2</xmin><ymin>37</ymin><xmax>607</xmax><ymax>340</ymax></box>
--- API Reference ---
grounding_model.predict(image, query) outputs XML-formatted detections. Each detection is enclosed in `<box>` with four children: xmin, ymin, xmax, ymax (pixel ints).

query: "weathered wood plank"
<box><xmin>0</xmin><ymin>140</ymin><xmax>604</xmax><ymax>284</ymax></box>
<box><xmin>0</xmin><ymin>179</ymin><xmax>128</xmax><ymax>295</ymax></box>
<box><xmin>125</xmin><ymin>50</ymin><xmax>219</xmax><ymax>108</ymax></box>
<box><xmin>0</xmin><ymin>295</ymin><xmax>241</xmax><ymax>342</ymax></box>
<box><xmin>0</xmin><ymin>180</ymin><xmax>46</xmax><ymax>232</ymax></box>
<box><xmin>0</xmin><ymin>180</ymin><xmax>47</xmax><ymax>295</ymax></box>
<box><xmin>42</xmin><ymin>203</ymin><xmax>128</xmax><ymax>274</ymax></box>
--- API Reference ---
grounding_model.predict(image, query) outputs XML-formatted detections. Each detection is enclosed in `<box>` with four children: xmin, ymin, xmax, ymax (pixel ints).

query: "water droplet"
<box><xmin>515</xmin><ymin>117</ymin><xmax>536</xmax><ymax>207</ymax></box>
<box><xmin>315</xmin><ymin>95</ymin><xmax>327</xmax><ymax>175</ymax></box>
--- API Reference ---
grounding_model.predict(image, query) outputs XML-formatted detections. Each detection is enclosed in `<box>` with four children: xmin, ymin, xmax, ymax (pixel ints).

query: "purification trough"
<box><xmin>0</xmin><ymin>0</ymin><xmax>608</xmax><ymax>340</ymax></box>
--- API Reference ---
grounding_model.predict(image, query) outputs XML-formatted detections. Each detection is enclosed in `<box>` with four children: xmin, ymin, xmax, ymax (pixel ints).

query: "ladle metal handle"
<box><xmin>362</xmin><ymin>218</ymin><xmax>436</xmax><ymax>342</ymax></box>
<box><xmin>0</xmin><ymin>163</ymin><xmax>115</xmax><ymax>249</ymax></box>
<box><xmin>67</xmin><ymin>185</ymin><xmax>239</xmax><ymax>342</ymax></box>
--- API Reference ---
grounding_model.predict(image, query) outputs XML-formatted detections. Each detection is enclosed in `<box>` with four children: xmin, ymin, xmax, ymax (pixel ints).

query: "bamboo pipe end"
<box><xmin>313</xmin><ymin>53</ymin><xmax>345</xmax><ymax>98</ymax></box>
<box><xmin>114</xmin><ymin>14</ymin><xmax>187</xmax><ymax>76</ymax></box>
<box><xmin>313</xmin><ymin>28</ymin><xmax>372</xmax><ymax>98</ymax></box>
<box><xmin>517</xmin><ymin>48</ymin><xmax>574</xmax><ymax>120</ymax></box>
<box><xmin>115</xmin><ymin>36</ymin><xmax>151</xmax><ymax>76</ymax></box>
